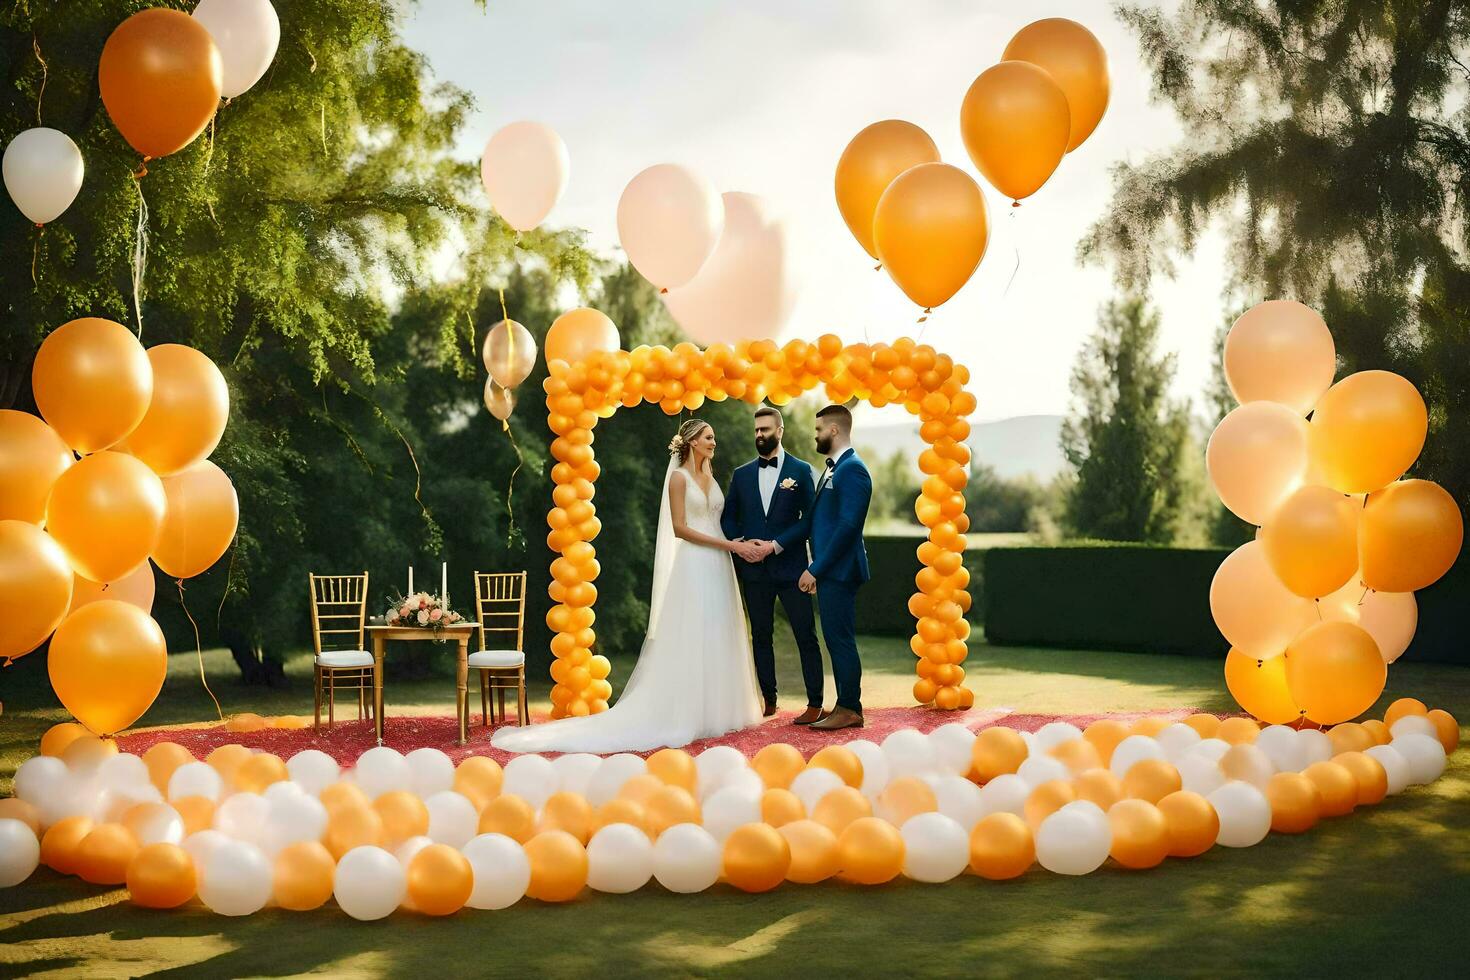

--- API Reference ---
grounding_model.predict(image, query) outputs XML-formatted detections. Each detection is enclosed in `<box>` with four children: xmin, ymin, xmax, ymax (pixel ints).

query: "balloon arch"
<box><xmin>541</xmin><ymin>335</ymin><xmax>977</xmax><ymax>719</ymax></box>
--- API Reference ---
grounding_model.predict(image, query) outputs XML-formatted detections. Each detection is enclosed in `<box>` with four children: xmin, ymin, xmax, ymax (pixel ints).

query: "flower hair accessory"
<box><xmin>668</xmin><ymin>434</ymin><xmax>685</xmax><ymax>455</ymax></box>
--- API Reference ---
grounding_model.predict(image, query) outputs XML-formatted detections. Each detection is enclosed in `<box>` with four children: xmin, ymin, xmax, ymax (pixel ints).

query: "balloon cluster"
<box><xmin>0</xmin><ymin>318</ymin><xmax>237</xmax><ymax>735</ymax></box>
<box><xmin>834</xmin><ymin>18</ymin><xmax>1109</xmax><ymax>314</ymax></box>
<box><xmin>1206</xmin><ymin>301</ymin><xmax>1465</xmax><ymax>725</ymax></box>
<box><xmin>2</xmin><ymin>707</ymin><xmax>1454</xmax><ymax>900</ymax></box>
<box><xmin>539</xmin><ymin>333</ymin><xmax>976</xmax><ymax>711</ymax></box>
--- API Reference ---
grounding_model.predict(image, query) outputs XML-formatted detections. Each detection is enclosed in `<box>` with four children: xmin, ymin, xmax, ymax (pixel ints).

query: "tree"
<box><xmin>1061</xmin><ymin>296</ymin><xmax>1194</xmax><ymax>543</ymax></box>
<box><xmin>964</xmin><ymin>465</ymin><xmax>1046</xmax><ymax>533</ymax></box>
<box><xmin>864</xmin><ymin>449</ymin><xmax>922</xmax><ymax>526</ymax></box>
<box><xmin>1086</xmin><ymin>0</ymin><xmax>1470</xmax><ymax>509</ymax></box>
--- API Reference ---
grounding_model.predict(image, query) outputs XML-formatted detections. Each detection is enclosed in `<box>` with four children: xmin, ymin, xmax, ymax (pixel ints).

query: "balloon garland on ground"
<box><xmin>538</xmin><ymin>333</ymin><xmax>978</xmax><ymax>712</ymax></box>
<box><xmin>0</xmin><ymin>705</ymin><xmax>1456</xmax><ymax>906</ymax></box>
<box><xmin>1206</xmin><ymin>300</ymin><xmax>1465</xmax><ymax>724</ymax></box>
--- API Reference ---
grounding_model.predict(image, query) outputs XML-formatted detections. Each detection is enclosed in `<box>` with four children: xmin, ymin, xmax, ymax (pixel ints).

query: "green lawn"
<box><xmin>2</xmin><ymin>636</ymin><xmax>1467</xmax><ymax>978</ymax></box>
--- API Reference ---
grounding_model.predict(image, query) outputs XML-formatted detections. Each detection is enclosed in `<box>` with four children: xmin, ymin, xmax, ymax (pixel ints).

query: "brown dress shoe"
<box><xmin>810</xmin><ymin>707</ymin><xmax>863</xmax><ymax>731</ymax></box>
<box><xmin>792</xmin><ymin>706</ymin><xmax>828</xmax><ymax>725</ymax></box>
<box><xmin>763</xmin><ymin>699</ymin><xmax>778</xmax><ymax>717</ymax></box>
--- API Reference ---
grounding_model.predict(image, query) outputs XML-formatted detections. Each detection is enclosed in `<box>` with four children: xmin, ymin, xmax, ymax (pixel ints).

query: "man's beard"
<box><xmin>755</xmin><ymin>433</ymin><xmax>780</xmax><ymax>456</ymax></box>
<box><xmin>815</xmin><ymin>432</ymin><xmax>833</xmax><ymax>456</ymax></box>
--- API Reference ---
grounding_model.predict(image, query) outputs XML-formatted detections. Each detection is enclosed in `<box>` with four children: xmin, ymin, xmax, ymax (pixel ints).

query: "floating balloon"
<box><xmin>1224</xmin><ymin>648</ymin><xmax>1302</xmax><ymax>724</ymax></box>
<box><xmin>544</xmin><ymin>308</ymin><xmax>619</xmax><ymax>367</ymax></box>
<box><xmin>99</xmin><ymin>8</ymin><xmax>223</xmax><ymax>160</ymax></box>
<box><xmin>125</xmin><ymin>345</ymin><xmax>230</xmax><ymax>477</ymax></box>
<box><xmin>46</xmin><ymin>451</ymin><xmax>166</xmax><ymax>584</ymax></box>
<box><xmin>68</xmin><ymin>563</ymin><xmax>156</xmax><ymax>618</ymax></box>
<box><xmin>663</xmin><ymin>192</ymin><xmax>796</xmax><ymax>346</ymax></box>
<box><xmin>1359</xmin><ymin>479</ymin><xmax>1464</xmax><ymax>593</ymax></box>
<box><xmin>0</xmin><ymin>410</ymin><xmax>73</xmax><ymax>525</ymax></box>
<box><xmin>872</xmin><ymin>163</ymin><xmax>989</xmax><ymax>312</ymax></box>
<box><xmin>49</xmin><ymin>599</ymin><xmax>167</xmax><ymax>735</ymax></box>
<box><xmin>617</xmin><ymin>164</ymin><xmax>724</xmax><ymax>290</ymax></box>
<box><xmin>1308</xmin><ymin>371</ymin><xmax>1427</xmax><ymax>493</ymax></box>
<box><xmin>1209</xmin><ymin>541</ymin><xmax>1316</xmax><ymax>660</ymax></box>
<box><xmin>1206</xmin><ymin>401</ymin><xmax>1309</xmax><ymax>525</ymax></box>
<box><xmin>1222</xmin><ymin>301</ymin><xmax>1336</xmax><ymax>415</ymax></box>
<box><xmin>0</xmin><ymin>521</ymin><xmax>73</xmax><ymax>663</ymax></box>
<box><xmin>834</xmin><ymin>120</ymin><xmax>941</xmax><ymax>259</ymax></box>
<box><xmin>1320</xmin><ymin>580</ymin><xmax>1418</xmax><ymax>664</ymax></box>
<box><xmin>960</xmin><ymin>61</ymin><xmax>1070</xmax><ymax>203</ymax></box>
<box><xmin>151</xmin><ymin>461</ymin><xmax>238</xmax><ymax>579</ymax></box>
<box><xmin>1284</xmin><ymin>622</ymin><xmax>1385</xmax><ymax>725</ymax></box>
<box><xmin>32</xmin><ymin>318</ymin><xmax>153</xmax><ymax>455</ymax></box>
<box><xmin>191</xmin><ymin>0</ymin><xmax>279</xmax><ymax>99</ymax></box>
<box><xmin>482</xmin><ymin>319</ymin><xmax>538</xmax><ymax>390</ymax></box>
<box><xmin>1259</xmin><ymin>484</ymin><xmax>1358</xmax><ymax>598</ymax></box>
<box><xmin>1002</xmin><ymin>18</ymin><xmax>1110</xmax><ymax>152</ymax></box>
<box><xmin>3</xmin><ymin>128</ymin><xmax>84</xmax><ymax>225</ymax></box>
<box><xmin>482</xmin><ymin>380</ymin><xmax>516</xmax><ymax>423</ymax></box>
<box><xmin>480</xmin><ymin>122</ymin><xmax>569</xmax><ymax>232</ymax></box>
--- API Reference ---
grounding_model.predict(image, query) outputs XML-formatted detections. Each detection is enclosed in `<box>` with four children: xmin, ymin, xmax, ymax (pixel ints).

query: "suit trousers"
<box><xmin>740</xmin><ymin>578</ymin><xmax>824</xmax><ymax>707</ymax></box>
<box><xmin>816</xmin><ymin>580</ymin><xmax>862</xmax><ymax>714</ymax></box>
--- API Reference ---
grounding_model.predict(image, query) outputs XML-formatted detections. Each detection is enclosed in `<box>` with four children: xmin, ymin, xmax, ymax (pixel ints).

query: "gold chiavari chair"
<box><xmin>309</xmin><ymin>572</ymin><xmax>373</xmax><ymax>729</ymax></box>
<box><xmin>468</xmin><ymin>571</ymin><xmax>528</xmax><ymax>727</ymax></box>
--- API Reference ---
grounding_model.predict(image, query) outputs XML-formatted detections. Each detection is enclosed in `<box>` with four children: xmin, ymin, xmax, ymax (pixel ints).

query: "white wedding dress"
<box><xmin>492</xmin><ymin>460</ymin><xmax>762</xmax><ymax>753</ymax></box>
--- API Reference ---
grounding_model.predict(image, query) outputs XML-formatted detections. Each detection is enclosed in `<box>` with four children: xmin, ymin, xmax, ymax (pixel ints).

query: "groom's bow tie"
<box><xmin>824</xmin><ymin>458</ymin><xmax>836</xmax><ymax>469</ymax></box>
<box><xmin>758</xmin><ymin>456</ymin><xmax>779</xmax><ymax>468</ymax></box>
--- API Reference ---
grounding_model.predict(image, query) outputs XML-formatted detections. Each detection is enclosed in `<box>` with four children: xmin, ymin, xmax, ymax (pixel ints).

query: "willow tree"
<box><xmin>1086</xmin><ymin>0</ymin><xmax>1470</xmax><ymax>509</ymax></box>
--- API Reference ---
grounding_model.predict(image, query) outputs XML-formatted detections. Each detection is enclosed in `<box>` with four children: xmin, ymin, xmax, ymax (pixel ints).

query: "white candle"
<box><xmin>408</xmin><ymin>565</ymin><xmax>413</xmax><ymax>596</ymax></box>
<box><xmin>441</xmin><ymin>562</ymin><xmax>447</xmax><ymax>605</ymax></box>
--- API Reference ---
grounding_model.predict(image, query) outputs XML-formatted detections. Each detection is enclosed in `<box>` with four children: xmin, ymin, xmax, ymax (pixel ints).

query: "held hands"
<box><xmin>798</xmin><ymin>570</ymin><xmax>817</xmax><ymax>593</ymax></box>
<box><xmin>732</xmin><ymin>538</ymin><xmax>776</xmax><ymax>563</ymax></box>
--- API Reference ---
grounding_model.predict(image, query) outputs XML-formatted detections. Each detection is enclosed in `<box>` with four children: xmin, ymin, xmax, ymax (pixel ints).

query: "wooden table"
<box><xmin>365</xmin><ymin>623</ymin><xmax>479</xmax><ymax>746</ymax></box>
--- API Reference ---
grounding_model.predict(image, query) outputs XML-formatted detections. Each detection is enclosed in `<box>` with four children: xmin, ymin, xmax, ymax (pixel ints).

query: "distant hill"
<box><xmin>856</xmin><ymin>414</ymin><xmax>1065</xmax><ymax>482</ymax></box>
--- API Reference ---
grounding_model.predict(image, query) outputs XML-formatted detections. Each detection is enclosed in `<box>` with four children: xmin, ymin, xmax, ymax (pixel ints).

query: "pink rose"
<box><xmin>429</xmin><ymin>608</ymin><xmax>443</xmax><ymax>621</ymax></box>
<box><xmin>400</xmin><ymin>605</ymin><xmax>412</xmax><ymax>620</ymax></box>
<box><xmin>419</xmin><ymin>597</ymin><xmax>428</xmax><ymax>610</ymax></box>
<box><xmin>417</xmin><ymin>609</ymin><xmax>429</xmax><ymax>625</ymax></box>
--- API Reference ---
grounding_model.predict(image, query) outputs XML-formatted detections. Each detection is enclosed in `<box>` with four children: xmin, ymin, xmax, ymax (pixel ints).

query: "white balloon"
<box><xmin>586</xmin><ymin>823</ymin><xmax>654</xmax><ymax>893</ymax></box>
<box><xmin>651</xmin><ymin>822</ymin><xmax>721</xmax><ymax>893</ymax></box>
<box><xmin>1365</xmin><ymin>745</ymin><xmax>1412</xmax><ymax>795</ymax></box>
<box><xmin>1189</xmin><ymin>738</ymin><xmax>1232</xmax><ymax>764</ymax></box>
<box><xmin>694</xmin><ymin>746</ymin><xmax>746</xmax><ymax>796</ymax></box>
<box><xmin>1017</xmin><ymin>754</ymin><xmax>1071</xmax><ymax>789</ymax></box>
<box><xmin>1208</xmin><ymin>782</ymin><xmax>1272</xmax><ymax>847</ymax></box>
<box><xmin>199</xmin><ymin>840</ymin><xmax>272</xmax><ymax>916</ymax></box>
<box><xmin>182</xmin><ymin>829</ymin><xmax>230</xmax><ymax>875</ymax></box>
<box><xmin>14</xmin><ymin>756</ymin><xmax>67</xmax><ymax>807</ymax></box>
<box><xmin>1222</xmin><ymin>743</ymin><xmax>1276</xmax><ymax>789</ymax></box>
<box><xmin>1389</xmin><ymin>716</ymin><xmax>1438</xmax><ymax>741</ymax></box>
<box><xmin>617</xmin><ymin>163</ymin><xmax>724</xmax><ymax>289</ymax></box>
<box><xmin>1296</xmin><ymin>729</ymin><xmax>1333</xmax><ymax>767</ymax></box>
<box><xmin>0</xmin><ymin>818</ymin><xmax>40</xmax><ymax>887</ymax></box>
<box><xmin>788</xmin><ymin>768</ymin><xmax>844</xmax><ymax>813</ymax></box>
<box><xmin>2</xmin><ymin>128</ymin><xmax>83</xmax><ymax>225</ymax></box>
<box><xmin>479</xmin><ymin>121</ymin><xmax>569</xmax><ymax>232</ymax></box>
<box><xmin>662</xmin><ymin>191</ymin><xmax>796</xmax><ymax>345</ymax></box>
<box><xmin>191</xmin><ymin>0</ymin><xmax>280</xmax><ymax>98</ymax></box>
<box><xmin>394</xmin><ymin>835</ymin><xmax>433</xmax><ymax>869</ymax></box>
<box><xmin>264</xmin><ymin>789</ymin><xmax>327</xmax><ymax>855</ymax></box>
<box><xmin>881</xmin><ymin>729</ymin><xmax>939</xmax><ymax>780</ymax></box>
<box><xmin>424</xmin><ymin>791</ymin><xmax>478</xmax><ymax>848</ymax></box>
<box><xmin>1035</xmin><ymin>802</ymin><xmax>1111</xmax><ymax>875</ymax></box>
<box><xmin>711</xmin><ymin>768</ymin><xmax>765</xmax><ymax>800</ymax></box>
<box><xmin>126</xmin><ymin>802</ymin><xmax>184</xmax><ymax>846</ymax></box>
<box><xmin>1321</xmin><ymin>583</ymin><xmax>1418</xmax><ymax>664</ymax></box>
<box><xmin>403</xmin><ymin>748</ymin><xmax>455</xmax><ymax>799</ymax></box>
<box><xmin>463</xmin><ymin>833</ymin><xmax>530</xmax><ymax>910</ymax></box>
<box><xmin>1157</xmin><ymin>724</ymin><xmax>1203</xmax><ymax>761</ymax></box>
<box><xmin>501</xmin><ymin>756</ymin><xmax>559</xmax><ymax>810</ymax></box>
<box><xmin>215</xmin><ymin>792</ymin><xmax>270</xmax><ymax>847</ymax></box>
<box><xmin>588</xmin><ymin>753</ymin><xmax>647</xmax><ymax>806</ymax></box>
<box><xmin>928</xmin><ymin>723</ymin><xmax>979</xmax><ymax>776</ymax></box>
<box><xmin>36</xmin><ymin>773</ymin><xmax>89</xmax><ymax>827</ymax></box>
<box><xmin>169</xmin><ymin>761</ymin><xmax>224</xmax><ymax>802</ymax></box>
<box><xmin>96</xmin><ymin>753</ymin><xmax>150</xmax><ymax>792</ymax></box>
<box><xmin>334</xmin><ymin>845</ymin><xmax>405</xmax><ymax>921</ymax></box>
<box><xmin>977</xmin><ymin>773</ymin><xmax>1030</xmax><ymax>818</ymax></box>
<box><xmin>1033</xmin><ymin>722</ymin><xmax>1084</xmax><ymax>752</ymax></box>
<box><xmin>353</xmin><ymin>747</ymin><xmax>410</xmax><ymax>800</ymax></box>
<box><xmin>551</xmin><ymin>754</ymin><xmax>602</xmax><ymax>799</ymax></box>
<box><xmin>843</xmin><ymin>740</ymin><xmax>889</xmax><ymax>797</ymax></box>
<box><xmin>1110</xmin><ymin>736</ymin><xmax>1166</xmax><ymax>778</ymax></box>
<box><xmin>1177</xmin><ymin>756</ymin><xmax>1227</xmax><ymax>797</ymax></box>
<box><xmin>94</xmin><ymin>784</ymin><xmax>163</xmax><ymax>824</ymax></box>
<box><xmin>900</xmin><ymin>812</ymin><xmax>968</xmax><ymax>883</ymax></box>
<box><xmin>262</xmin><ymin>780</ymin><xmax>304</xmax><ymax>807</ymax></box>
<box><xmin>932</xmin><ymin>775</ymin><xmax>986</xmax><ymax>831</ymax></box>
<box><xmin>286</xmin><ymin>750</ymin><xmax>339</xmax><ymax>796</ymax></box>
<box><xmin>1255</xmin><ymin>725</ymin><xmax>1307</xmax><ymax>773</ymax></box>
<box><xmin>1391</xmin><ymin>734</ymin><xmax>1447</xmax><ymax>785</ymax></box>
<box><xmin>701</xmin><ymin>786</ymin><xmax>761</xmax><ymax>843</ymax></box>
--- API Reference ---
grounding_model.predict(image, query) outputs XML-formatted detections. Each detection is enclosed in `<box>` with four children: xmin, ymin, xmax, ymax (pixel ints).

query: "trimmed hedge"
<box><xmin>849</xmin><ymin>535</ymin><xmax>984</xmax><ymax>635</ymax></box>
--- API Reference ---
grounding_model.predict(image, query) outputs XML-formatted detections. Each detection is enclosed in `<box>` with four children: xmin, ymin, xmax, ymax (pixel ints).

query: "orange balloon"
<box><xmin>545</xmin><ymin>308</ymin><xmax>619</xmax><ymax>368</ymax></box>
<box><xmin>972</xmin><ymin>726</ymin><xmax>1028</xmax><ymax>781</ymax></box>
<box><xmin>1302</xmin><ymin>761</ymin><xmax>1357</xmax><ymax>817</ymax></box>
<box><xmin>759</xmin><ymin>788</ymin><xmax>804</xmax><ymax>829</ymax></box>
<box><xmin>808</xmin><ymin>746</ymin><xmax>864</xmax><ymax>788</ymax></box>
<box><xmin>126</xmin><ymin>841</ymin><xmax>196</xmax><ymax>908</ymax></box>
<box><xmin>233</xmin><ymin>753</ymin><xmax>287</xmax><ymax>794</ymax></box>
<box><xmin>31</xmin><ymin>318</ymin><xmax>152</xmax><ymax>454</ymax></box>
<box><xmin>1224</xmin><ymin>648</ymin><xmax>1303</xmax><ymax>725</ymax></box>
<box><xmin>523</xmin><ymin>830</ymin><xmax>588</xmax><ymax>902</ymax></box>
<box><xmin>1206</xmin><ymin>402</ymin><xmax>1310</xmax><ymax>526</ymax></box>
<box><xmin>1360</xmin><ymin>480</ymin><xmax>1464</xmax><ymax>592</ymax></box>
<box><xmin>1073</xmin><ymin>768</ymin><xmax>1125</xmax><ymax>811</ymax></box>
<box><xmin>872</xmin><ymin>163</ymin><xmax>989</xmax><ymax>311</ymax></box>
<box><xmin>1183</xmin><ymin>713</ymin><xmax>1222</xmax><ymax>739</ymax></box>
<box><xmin>751</xmin><ymin>743</ymin><xmax>806</xmax><ymax>789</ymax></box>
<box><xmin>1359</xmin><ymin>718</ymin><xmax>1392</xmax><ymax>746</ymax></box>
<box><xmin>878</xmin><ymin>776</ymin><xmax>937</xmax><ymax>827</ymax></box>
<box><xmin>1308</xmin><ymin>371</ymin><xmax>1427</xmax><ymax>493</ymax></box>
<box><xmin>68</xmin><ymin>562</ymin><xmax>156</xmax><ymax>618</ymax></box>
<box><xmin>0</xmin><ymin>410</ymin><xmax>73</xmax><ymax>523</ymax></box>
<box><xmin>1383</xmin><ymin>697</ymin><xmax>1428</xmax><ymax>729</ymax></box>
<box><xmin>779</xmin><ymin>819</ymin><xmax>841</xmax><ymax>883</ymax></box>
<box><xmin>319</xmin><ymin>780</ymin><xmax>369</xmax><ymax>815</ymax></box>
<box><xmin>99</xmin><ymin>9</ymin><xmax>222</xmax><ymax>159</ymax></box>
<box><xmin>77</xmin><ymin>822</ymin><xmax>140</xmax><ymax>884</ymax></box>
<box><xmin>1082</xmin><ymin>719</ymin><xmax>1131</xmax><ymax>766</ymax></box>
<box><xmin>646</xmin><ymin>748</ymin><xmax>697</xmax><ymax>793</ymax></box>
<box><xmin>173</xmin><ymin>796</ymin><xmax>215</xmax><ymax>836</ymax></box>
<box><xmin>272</xmin><ymin>841</ymin><xmax>336</xmax><ymax>911</ymax></box>
<box><xmin>151</xmin><ymin>461</ymin><xmax>238</xmax><ymax>579</ymax></box>
<box><xmin>46</xmin><ymin>451</ymin><xmax>166</xmax><ymax>584</ymax></box>
<box><xmin>1260</xmin><ymin>484</ymin><xmax>1359</xmax><ymax>597</ymax></box>
<box><xmin>834</xmin><ymin>120</ymin><xmax>941</xmax><ymax>259</ymax></box>
<box><xmin>1048</xmin><ymin>738</ymin><xmax>1103</xmax><ymax>774</ymax></box>
<box><xmin>1002</xmin><ymin>18</ymin><xmax>1110</xmax><ymax>152</ymax></box>
<box><xmin>968</xmin><ymin>812</ymin><xmax>1034</xmax><ymax>880</ymax></box>
<box><xmin>206</xmin><ymin>743</ymin><xmax>253</xmax><ymax>785</ymax></box>
<box><xmin>374</xmin><ymin>791</ymin><xmax>430</xmax><ymax>844</ymax></box>
<box><xmin>538</xmin><ymin>792</ymin><xmax>595</xmax><ymax>844</ymax></box>
<box><xmin>960</xmin><ymin>61</ymin><xmax>1070</xmax><ymax>202</ymax></box>
<box><xmin>646</xmin><ymin>786</ymin><xmax>701</xmax><ymax>836</ymax></box>
<box><xmin>1265</xmin><ymin>772</ymin><xmax>1322</xmax><ymax>833</ymax></box>
<box><xmin>479</xmin><ymin>794</ymin><xmax>537</xmax><ymax>843</ymax></box>
<box><xmin>617</xmin><ymin>774</ymin><xmax>665</xmax><ymax>806</ymax></box>
<box><xmin>1157</xmin><ymin>790</ymin><xmax>1219</xmax><ymax>857</ymax></box>
<box><xmin>595</xmin><ymin>799</ymin><xmax>651</xmax><ymax>837</ymax></box>
<box><xmin>811</xmin><ymin>786</ymin><xmax>873</xmax><ymax>835</ymax></box>
<box><xmin>1331</xmin><ymin>751</ymin><xmax>1388</xmax><ymax>806</ymax></box>
<box><xmin>64</xmin><ymin>734</ymin><xmax>119</xmax><ymax>770</ymax></box>
<box><xmin>837</xmin><ymin>816</ymin><xmax>905</xmax><ymax>885</ymax></box>
<box><xmin>723</xmin><ymin>822</ymin><xmax>791</xmax><ymax>893</ymax></box>
<box><xmin>454</xmin><ymin>756</ymin><xmax>504</xmax><ymax>810</ymax></box>
<box><xmin>39</xmin><ymin>721</ymin><xmax>89</xmax><ymax>758</ymax></box>
<box><xmin>0</xmin><ymin>521</ymin><xmax>73</xmax><ymax>663</ymax></box>
<box><xmin>1023</xmin><ymin>780</ymin><xmax>1077</xmax><ymax>829</ymax></box>
<box><xmin>1108</xmin><ymin>799</ymin><xmax>1170</xmax><ymax>869</ymax></box>
<box><xmin>1131</xmin><ymin>716</ymin><xmax>1172</xmax><ymax>738</ymax></box>
<box><xmin>1326</xmin><ymin>722</ymin><xmax>1375</xmax><ymax>756</ymax></box>
<box><xmin>1285</xmin><ymin>622</ymin><xmax>1386</xmax><ymax>725</ymax></box>
<box><xmin>1123</xmin><ymin>759</ymin><xmax>1183</xmax><ymax>805</ymax></box>
<box><xmin>41</xmin><ymin>815</ymin><xmax>95</xmax><ymax>874</ymax></box>
<box><xmin>323</xmin><ymin>803</ymin><xmax>383</xmax><ymax>859</ymax></box>
<box><xmin>407</xmin><ymin>843</ymin><xmax>475</xmax><ymax>915</ymax></box>
<box><xmin>1221</xmin><ymin>301</ymin><xmax>1336</xmax><ymax>415</ymax></box>
<box><xmin>1425</xmin><ymin>709</ymin><xmax>1460</xmax><ymax>754</ymax></box>
<box><xmin>1216</xmin><ymin>716</ymin><xmax>1261</xmax><ymax>745</ymax></box>
<box><xmin>48</xmin><ymin>600</ymin><xmax>167</xmax><ymax>735</ymax></box>
<box><xmin>125</xmin><ymin>345</ymin><xmax>229</xmax><ymax>476</ymax></box>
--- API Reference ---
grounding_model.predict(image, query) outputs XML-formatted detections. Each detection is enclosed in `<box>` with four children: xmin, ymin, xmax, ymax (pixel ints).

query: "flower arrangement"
<box><xmin>385</xmin><ymin>591</ymin><xmax>464</xmax><ymax>635</ymax></box>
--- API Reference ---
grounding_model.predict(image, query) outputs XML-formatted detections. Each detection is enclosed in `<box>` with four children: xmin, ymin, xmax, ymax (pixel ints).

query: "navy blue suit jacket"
<box><xmin>721</xmin><ymin>453</ymin><xmax>817</xmax><ymax>585</ymax></box>
<box><xmin>806</xmin><ymin>448</ymin><xmax>871</xmax><ymax>584</ymax></box>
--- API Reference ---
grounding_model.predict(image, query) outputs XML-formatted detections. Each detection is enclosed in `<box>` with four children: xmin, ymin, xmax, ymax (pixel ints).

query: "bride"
<box><xmin>492</xmin><ymin>418</ymin><xmax>765</xmax><ymax>753</ymax></box>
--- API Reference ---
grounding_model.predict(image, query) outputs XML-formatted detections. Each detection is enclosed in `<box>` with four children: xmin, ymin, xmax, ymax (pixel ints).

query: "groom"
<box><xmin>798</xmin><ymin>404</ymin><xmax>871</xmax><ymax>731</ymax></box>
<box><xmin>721</xmin><ymin>406</ymin><xmax>825</xmax><ymax>720</ymax></box>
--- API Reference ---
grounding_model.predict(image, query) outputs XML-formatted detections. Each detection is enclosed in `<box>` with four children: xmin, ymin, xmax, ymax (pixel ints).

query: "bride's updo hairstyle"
<box><xmin>668</xmin><ymin>419</ymin><xmax>711</xmax><ymax>466</ymax></box>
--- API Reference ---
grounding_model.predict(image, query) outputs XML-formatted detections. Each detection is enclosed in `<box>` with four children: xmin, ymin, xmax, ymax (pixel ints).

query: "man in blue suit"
<box><xmin>721</xmin><ymin>406</ymin><xmax>825</xmax><ymax>720</ymax></box>
<box><xmin>799</xmin><ymin>403</ymin><xmax>870</xmax><ymax>731</ymax></box>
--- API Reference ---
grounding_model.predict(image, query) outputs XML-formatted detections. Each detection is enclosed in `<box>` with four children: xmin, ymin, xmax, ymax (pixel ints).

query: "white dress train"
<box><xmin>492</xmin><ymin>461</ymin><xmax>762</xmax><ymax>754</ymax></box>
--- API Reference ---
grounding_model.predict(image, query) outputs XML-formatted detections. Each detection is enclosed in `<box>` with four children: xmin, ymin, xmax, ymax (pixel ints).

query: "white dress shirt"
<box><xmin>757</xmin><ymin>447</ymin><xmax>785</xmax><ymax>553</ymax></box>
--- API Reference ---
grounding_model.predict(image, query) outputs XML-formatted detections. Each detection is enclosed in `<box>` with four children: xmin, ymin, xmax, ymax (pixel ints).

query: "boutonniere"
<box><xmin>780</xmin><ymin>477</ymin><xmax>797</xmax><ymax>490</ymax></box>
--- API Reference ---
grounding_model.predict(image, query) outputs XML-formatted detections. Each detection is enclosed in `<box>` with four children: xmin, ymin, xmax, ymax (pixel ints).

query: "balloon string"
<box><xmin>505</xmin><ymin>419</ymin><xmax>524</xmax><ymax>550</ymax></box>
<box><xmin>130</xmin><ymin>171</ymin><xmax>149</xmax><ymax>339</ymax></box>
<box><xmin>31</xmin><ymin>226</ymin><xmax>41</xmax><ymax>287</ymax></box>
<box><xmin>178</xmin><ymin>578</ymin><xmax>224</xmax><ymax>722</ymax></box>
<box><xmin>217</xmin><ymin>540</ymin><xmax>238</xmax><ymax>632</ymax></box>
<box><xmin>32</xmin><ymin>34</ymin><xmax>46</xmax><ymax>125</ymax></box>
<box><xmin>498</xmin><ymin>286</ymin><xmax>514</xmax><ymax>373</ymax></box>
<box><xmin>1002</xmin><ymin>207</ymin><xmax>1021</xmax><ymax>299</ymax></box>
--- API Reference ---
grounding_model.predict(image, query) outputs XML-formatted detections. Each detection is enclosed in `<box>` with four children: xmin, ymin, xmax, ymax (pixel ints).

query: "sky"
<box><xmin>401</xmin><ymin>0</ymin><xmax>1231</xmax><ymax>424</ymax></box>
